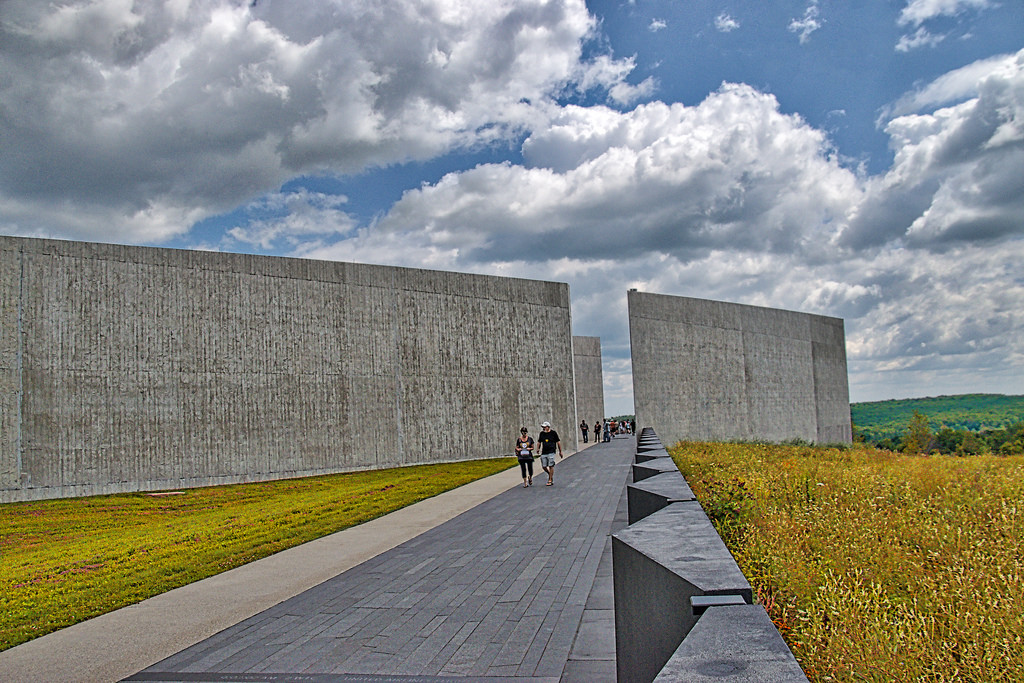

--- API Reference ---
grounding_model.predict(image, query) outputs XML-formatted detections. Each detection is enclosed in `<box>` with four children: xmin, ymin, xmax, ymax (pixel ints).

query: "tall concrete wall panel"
<box><xmin>810</xmin><ymin>315</ymin><xmax>854</xmax><ymax>443</ymax></box>
<box><xmin>0</xmin><ymin>236</ymin><xmax>576</xmax><ymax>501</ymax></box>
<box><xmin>628</xmin><ymin>291</ymin><xmax>851</xmax><ymax>447</ymax></box>
<box><xmin>572</xmin><ymin>335</ymin><xmax>605</xmax><ymax>426</ymax></box>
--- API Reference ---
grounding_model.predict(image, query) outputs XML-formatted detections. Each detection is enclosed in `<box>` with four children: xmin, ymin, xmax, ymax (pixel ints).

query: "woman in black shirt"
<box><xmin>515</xmin><ymin>427</ymin><xmax>535</xmax><ymax>487</ymax></box>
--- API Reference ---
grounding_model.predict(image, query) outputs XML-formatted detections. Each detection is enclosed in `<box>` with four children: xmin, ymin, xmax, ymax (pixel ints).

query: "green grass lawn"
<box><xmin>0</xmin><ymin>457</ymin><xmax>516</xmax><ymax>651</ymax></box>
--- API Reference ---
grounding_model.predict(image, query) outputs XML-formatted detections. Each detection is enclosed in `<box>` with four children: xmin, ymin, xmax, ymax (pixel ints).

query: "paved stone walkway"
<box><xmin>124</xmin><ymin>435</ymin><xmax>635</xmax><ymax>683</ymax></box>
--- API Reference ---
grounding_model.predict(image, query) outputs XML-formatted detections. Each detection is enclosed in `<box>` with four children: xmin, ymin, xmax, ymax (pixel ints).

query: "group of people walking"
<box><xmin>514</xmin><ymin>417</ymin><xmax>636</xmax><ymax>489</ymax></box>
<box><xmin>579</xmin><ymin>418</ymin><xmax>634</xmax><ymax>444</ymax></box>
<box><xmin>515</xmin><ymin>422</ymin><xmax>562</xmax><ymax>488</ymax></box>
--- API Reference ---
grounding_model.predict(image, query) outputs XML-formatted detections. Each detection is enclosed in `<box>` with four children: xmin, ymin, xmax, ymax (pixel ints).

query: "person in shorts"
<box><xmin>537</xmin><ymin>421</ymin><xmax>563</xmax><ymax>486</ymax></box>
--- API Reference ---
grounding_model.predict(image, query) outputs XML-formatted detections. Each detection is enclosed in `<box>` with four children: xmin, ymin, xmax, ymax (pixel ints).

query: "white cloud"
<box><xmin>2</xmin><ymin>2</ymin><xmax>1021</xmax><ymax>411</ymax></box>
<box><xmin>895</xmin><ymin>26</ymin><xmax>947</xmax><ymax>52</ymax></box>
<box><xmin>293</xmin><ymin>52</ymin><xmax>1024</xmax><ymax>409</ymax></box>
<box><xmin>227</xmin><ymin>190</ymin><xmax>358</xmax><ymax>251</ymax></box>
<box><xmin>0</xmin><ymin>0</ymin><xmax>643</xmax><ymax>242</ymax></box>
<box><xmin>363</xmin><ymin>85</ymin><xmax>859</xmax><ymax>265</ymax></box>
<box><xmin>843</xmin><ymin>240</ymin><xmax>1024</xmax><ymax>401</ymax></box>
<box><xmin>882</xmin><ymin>51</ymin><xmax>1020</xmax><ymax>118</ymax></box>
<box><xmin>574</xmin><ymin>54</ymin><xmax>657</xmax><ymax>105</ymax></box>
<box><xmin>649</xmin><ymin>19</ymin><xmax>666</xmax><ymax>32</ymax></box>
<box><xmin>898</xmin><ymin>0</ymin><xmax>993</xmax><ymax>27</ymax></box>
<box><xmin>714</xmin><ymin>13</ymin><xmax>739</xmax><ymax>33</ymax></box>
<box><xmin>788</xmin><ymin>3</ymin><xmax>822</xmax><ymax>44</ymax></box>
<box><xmin>845</xmin><ymin>48</ymin><xmax>1024</xmax><ymax>249</ymax></box>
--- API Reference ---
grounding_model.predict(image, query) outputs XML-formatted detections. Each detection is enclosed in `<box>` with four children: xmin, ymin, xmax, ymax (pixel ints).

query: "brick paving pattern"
<box><xmin>125</xmin><ymin>436</ymin><xmax>635</xmax><ymax>683</ymax></box>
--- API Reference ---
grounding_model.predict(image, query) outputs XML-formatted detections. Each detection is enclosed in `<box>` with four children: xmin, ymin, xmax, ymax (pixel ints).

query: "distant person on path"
<box><xmin>593</xmin><ymin>420</ymin><xmax>601</xmax><ymax>442</ymax></box>
<box><xmin>580</xmin><ymin>419</ymin><xmax>589</xmax><ymax>443</ymax></box>
<box><xmin>603</xmin><ymin>420</ymin><xmax>611</xmax><ymax>442</ymax></box>
<box><xmin>516</xmin><ymin>427</ymin><xmax>535</xmax><ymax>488</ymax></box>
<box><xmin>537</xmin><ymin>421</ymin><xmax>563</xmax><ymax>486</ymax></box>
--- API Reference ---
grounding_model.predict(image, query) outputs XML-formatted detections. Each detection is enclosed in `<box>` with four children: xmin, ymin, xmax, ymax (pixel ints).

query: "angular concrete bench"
<box><xmin>632</xmin><ymin>457</ymin><xmax>680</xmax><ymax>482</ymax></box>
<box><xmin>654</xmin><ymin>604</ymin><xmax>809</xmax><ymax>682</ymax></box>
<box><xmin>635</xmin><ymin>448</ymin><xmax>671</xmax><ymax>462</ymax></box>
<box><xmin>626</xmin><ymin>470</ymin><xmax>696</xmax><ymax>524</ymax></box>
<box><xmin>612</xmin><ymin>502</ymin><xmax>753</xmax><ymax>683</ymax></box>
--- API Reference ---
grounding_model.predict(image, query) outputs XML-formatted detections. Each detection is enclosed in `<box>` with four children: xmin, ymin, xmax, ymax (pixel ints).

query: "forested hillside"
<box><xmin>851</xmin><ymin>394</ymin><xmax>1024</xmax><ymax>445</ymax></box>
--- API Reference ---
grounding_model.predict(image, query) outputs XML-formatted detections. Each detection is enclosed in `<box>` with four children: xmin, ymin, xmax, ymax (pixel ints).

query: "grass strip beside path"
<box><xmin>671</xmin><ymin>442</ymin><xmax>1024</xmax><ymax>682</ymax></box>
<box><xmin>0</xmin><ymin>457</ymin><xmax>516</xmax><ymax>652</ymax></box>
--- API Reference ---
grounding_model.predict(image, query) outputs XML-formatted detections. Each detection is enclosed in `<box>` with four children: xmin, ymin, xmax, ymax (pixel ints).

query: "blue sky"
<box><xmin>2</xmin><ymin>0</ymin><xmax>1022</xmax><ymax>416</ymax></box>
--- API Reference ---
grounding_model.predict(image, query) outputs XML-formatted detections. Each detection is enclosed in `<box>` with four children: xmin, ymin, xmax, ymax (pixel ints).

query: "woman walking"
<box><xmin>516</xmin><ymin>427</ymin><xmax>535</xmax><ymax>487</ymax></box>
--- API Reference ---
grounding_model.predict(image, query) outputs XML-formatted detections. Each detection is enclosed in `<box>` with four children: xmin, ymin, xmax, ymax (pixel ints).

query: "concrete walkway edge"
<box><xmin>0</xmin><ymin>449</ymin><xmax>589</xmax><ymax>683</ymax></box>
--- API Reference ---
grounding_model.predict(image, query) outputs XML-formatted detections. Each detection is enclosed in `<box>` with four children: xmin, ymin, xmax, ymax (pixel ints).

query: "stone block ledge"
<box><xmin>632</xmin><ymin>457</ymin><xmax>679</xmax><ymax>482</ymax></box>
<box><xmin>613</xmin><ymin>429</ymin><xmax>807</xmax><ymax>683</ymax></box>
<box><xmin>635</xmin><ymin>448</ymin><xmax>671</xmax><ymax>462</ymax></box>
<box><xmin>612</xmin><ymin>501</ymin><xmax>752</xmax><ymax>683</ymax></box>
<box><xmin>654</xmin><ymin>604</ymin><xmax>809</xmax><ymax>682</ymax></box>
<box><xmin>626</xmin><ymin>471</ymin><xmax>696</xmax><ymax>524</ymax></box>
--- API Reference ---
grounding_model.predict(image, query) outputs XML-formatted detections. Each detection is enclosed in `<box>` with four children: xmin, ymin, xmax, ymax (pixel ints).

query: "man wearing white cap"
<box><xmin>536</xmin><ymin>421</ymin><xmax>563</xmax><ymax>486</ymax></box>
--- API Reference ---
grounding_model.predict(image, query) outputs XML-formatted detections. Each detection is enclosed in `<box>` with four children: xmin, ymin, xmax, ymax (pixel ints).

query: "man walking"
<box><xmin>580</xmin><ymin>419</ymin><xmax>589</xmax><ymax>443</ymax></box>
<box><xmin>537</xmin><ymin>421</ymin><xmax>563</xmax><ymax>486</ymax></box>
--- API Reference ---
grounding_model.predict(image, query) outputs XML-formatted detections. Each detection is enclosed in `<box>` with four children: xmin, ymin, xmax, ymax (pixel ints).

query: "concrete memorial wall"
<box><xmin>1</xmin><ymin>236</ymin><xmax>577</xmax><ymax>502</ymax></box>
<box><xmin>628</xmin><ymin>290</ymin><xmax>851</xmax><ymax>447</ymax></box>
<box><xmin>572</xmin><ymin>335</ymin><xmax>605</xmax><ymax>428</ymax></box>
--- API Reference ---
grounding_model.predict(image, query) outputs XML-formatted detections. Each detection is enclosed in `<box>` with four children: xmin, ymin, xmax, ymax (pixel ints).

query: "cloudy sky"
<box><xmin>2</xmin><ymin>0</ymin><xmax>1022</xmax><ymax>416</ymax></box>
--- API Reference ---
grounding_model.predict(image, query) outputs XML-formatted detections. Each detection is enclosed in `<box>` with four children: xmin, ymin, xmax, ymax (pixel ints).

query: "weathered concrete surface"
<box><xmin>1</xmin><ymin>236</ymin><xmax>577</xmax><ymax>501</ymax></box>
<box><xmin>654</xmin><ymin>605</ymin><xmax>808</xmax><ymax>682</ymax></box>
<box><xmin>573</xmin><ymin>335</ymin><xmax>605</xmax><ymax>428</ymax></box>
<box><xmin>628</xmin><ymin>290</ymin><xmax>851</xmax><ymax>447</ymax></box>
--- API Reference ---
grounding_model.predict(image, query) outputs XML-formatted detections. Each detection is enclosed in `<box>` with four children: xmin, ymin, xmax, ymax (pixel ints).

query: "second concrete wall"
<box><xmin>1</xmin><ymin>236</ymin><xmax>577</xmax><ymax>501</ymax></box>
<box><xmin>572</xmin><ymin>335</ymin><xmax>605</xmax><ymax>431</ymax></box>
<box><xmin>628</xmin><ymin>290</ymin><xmax>851</xmax><ymax>447</ymax></box>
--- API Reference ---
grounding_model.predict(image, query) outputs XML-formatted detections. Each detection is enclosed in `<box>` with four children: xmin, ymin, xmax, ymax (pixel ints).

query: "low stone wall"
<box><xmin>612</xmin><ymin>428</ymin><xmax>808</xmax><ymax>683</ymax></box>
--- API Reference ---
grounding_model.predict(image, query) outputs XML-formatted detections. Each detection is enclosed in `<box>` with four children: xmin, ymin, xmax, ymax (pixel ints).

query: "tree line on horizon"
<box><xmin>851</xmin><ymin>393</ymin><xmax>1024</xmax><ymax>455</ymax></box>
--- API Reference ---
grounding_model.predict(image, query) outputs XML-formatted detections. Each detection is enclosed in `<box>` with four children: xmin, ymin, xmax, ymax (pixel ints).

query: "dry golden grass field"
<box><xmin>671</xmin><ymin>442</ymin><xmax>1024</xmax><ymax>682</ymax></box>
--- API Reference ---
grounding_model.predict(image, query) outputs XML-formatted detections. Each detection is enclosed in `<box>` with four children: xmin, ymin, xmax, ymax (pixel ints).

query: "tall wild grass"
<box><xmin>671</xmin><ymin>442</ymin><xmax>1024</xmax><ymax>682</ymax></box>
